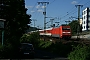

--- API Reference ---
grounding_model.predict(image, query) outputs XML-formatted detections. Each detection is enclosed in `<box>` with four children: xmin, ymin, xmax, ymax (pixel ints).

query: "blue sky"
<box><xmin>25</xmin><ymin>0</ymin><xmax>90</xmax><ymax>29</ymax></box>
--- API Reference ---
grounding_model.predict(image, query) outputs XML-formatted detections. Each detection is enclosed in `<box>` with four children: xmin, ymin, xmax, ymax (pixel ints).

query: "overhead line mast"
<box><xmin>75</xmin><ymin>5</ymin><xmax>83</xmax><ymax>39</ymax></box>
<box><xmin>37</xmin><ymin>2</ymin><xmax>49</xmax><ymax>41</ymax></box>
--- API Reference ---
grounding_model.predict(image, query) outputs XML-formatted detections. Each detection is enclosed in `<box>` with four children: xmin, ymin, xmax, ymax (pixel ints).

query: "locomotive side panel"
<box><xmin>51</xmin><ymin>26</ymin><xmax>71</xmax><ymax>38</ymax></box>
<box><xmin>39</xmin><ymin>25</ymin><xmax>71</xmax><ymax>39</ymax></box>
<box><xmin>52</xmin><ymin>27</ymin><xmax>61</xmax><ymax>38</ymax></box>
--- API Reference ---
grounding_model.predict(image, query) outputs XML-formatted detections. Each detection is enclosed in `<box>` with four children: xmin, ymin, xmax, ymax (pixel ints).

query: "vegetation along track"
<box><xmin>43</xmin><ymin>37</ymin><xmax>90</xmax><ymax>45</ymax></box>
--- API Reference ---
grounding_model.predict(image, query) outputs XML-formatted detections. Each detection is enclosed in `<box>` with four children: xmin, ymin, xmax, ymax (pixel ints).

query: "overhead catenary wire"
<box><xmin>28</xmin><ymin>0</ymin><xmax>90</xmax><ymax>28</ymax></box>
<box><xmin>27</xmin><ymin>0</ymin><xmax>44</xmax><ymax>27</ymax></box>
<box><xmin>59</xmin><ymin>0</ymin><xmax>90</xmax><ymax>24</ymax></box>
<box><xmin>36</xmin><ymin>0</ymin><xmax>55</xmax><ymax>18</ymax></box>
<box><xmin>47</xmin><ymin>0</ymin><xmax>90</xmax><ymax>27</ymax></box>
<box><xmin>39</xmin><ymin>0</ymin><xmax>90</xmax><ymax>27</ymax></box>
<box><xmin>26</xmin><ymin>0</ymin><xmax>39</xmax><ymax>19</ymax></box>
<box><xmin>58</xmin><ymin>0</ymin><xmax>83</xmax><ymax>19</ymax></box>
<box><xmin>30</xmin><ymin>0</ymin><xmax>40</xmax><ymax>18</ymax></box>
<box><xmin>31</xmin><ymin>0</ymin><xmax>39</xmax><ymax>13</ymax></box>
<box><xmin>31</xmin><ymin>0</ymin><xmax>49</xmax><ymax>22</ymax></box>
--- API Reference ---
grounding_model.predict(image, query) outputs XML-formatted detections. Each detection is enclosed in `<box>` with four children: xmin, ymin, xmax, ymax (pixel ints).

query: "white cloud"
<box><xmin>31</xmin><ymin>11</ymin><xmax>35</xmax><ymax>13</ymax></box>
<box><xmin>42</xmin><ymin>6</ymin><xmax>46</xmax><ymax>8</ymax></box>
<box><xmin>25</xmin><ymin>5</ymin><xmax>28</xmax><ymax>8</ymax></box>
<box><xmin>36</xmin><ymin>5</ymin><xmax>40</xmax><ymax>9</ymax></box>
<box><xmin>37</xmin><ymin>9</ymin><xmax>43</xmax><ymax>12</ymax></box>
<box><xmin>25</xmin><ymin>5</ymin><xmax>33</xmax><ymax>8</ymax></box>
<box><xmin>28</xmin><ymin>6</ymin><xmax>33</xmax><ymax>8</ymax></box>
<box><xmin>71</xmin><ymin>1</ymin><xmax>78</xmax><ymax>4</ymax></box>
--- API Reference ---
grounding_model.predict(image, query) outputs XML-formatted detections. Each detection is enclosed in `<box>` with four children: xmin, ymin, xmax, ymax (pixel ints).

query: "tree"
<box><xmin>0</xmin><ymin>0</ymin><xmax>31</xmax><ymax>46</ymax></box>
<box><xmin>0</xmin><ymin>0</ymin><xmax>32</xmax><ymax>58</ymax></box>
<box><xmin>68</xmin><ymin>20</ymin><xmax>79</xmax><ymax>35</ymax></box>
<box><xmin>68</xmin><ymin>44</ymin><xmax>90</xmax><ymax>60</ymax></box>
<box><xmin>20</xmin><ymin>32</ymin><xmax>40</xmax><ymax>47</ymax></box>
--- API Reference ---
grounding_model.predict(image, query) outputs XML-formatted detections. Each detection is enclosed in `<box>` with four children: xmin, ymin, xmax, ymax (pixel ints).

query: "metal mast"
<box><xmin>75</xmin><ymin>5</ymin><xmax>83</xmax><ymax>38</ymax></box>
<box><xmin>38</xmin><ymin>2</ymin><xmax>49</xmax><ymax>41</ymax></box>
<box><xmin>38</xmin><ymin>2</ymin><xmax>49</xmax><ymax>30</ymax></box>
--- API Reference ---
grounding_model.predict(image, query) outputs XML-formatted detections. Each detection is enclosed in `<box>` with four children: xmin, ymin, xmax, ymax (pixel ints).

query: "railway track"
<box><xmin>43</xmin><ymin>37</ymin><xmax>90</xmax><ymax>45</ymax></box>
<box><xmin>40</xmin><ymin>34</ymin><xmax>90</xmax><ymax>45</ymax></box>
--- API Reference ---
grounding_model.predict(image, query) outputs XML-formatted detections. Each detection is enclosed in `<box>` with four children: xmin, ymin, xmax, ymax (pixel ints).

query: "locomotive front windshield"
<box><xmin>62</xmin><ymin>28</ymin><xmax>70</xmax><ymax>30</ymax></box>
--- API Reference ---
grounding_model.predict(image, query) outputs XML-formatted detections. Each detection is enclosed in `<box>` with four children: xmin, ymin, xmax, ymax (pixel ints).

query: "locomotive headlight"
<box><xmin>67</xmin><ymin>32</ymin><xmax>71</xmax><ymax>33</ymax></box>
<box><xmin>62</xmin><ymin>32</ymin><xmax>65</xmax><ymax>33</ymax></box>
<box><xmin>62</xmin><ymin>32</ymin><xmax>71</xmax><ymax>33</ymax></box>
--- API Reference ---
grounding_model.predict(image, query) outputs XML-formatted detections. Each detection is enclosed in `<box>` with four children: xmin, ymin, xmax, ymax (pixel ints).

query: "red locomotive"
<box><xmin>39</xmin><ymin>25</ymin><xmax>71</xmax><ymax>39</ymax></box>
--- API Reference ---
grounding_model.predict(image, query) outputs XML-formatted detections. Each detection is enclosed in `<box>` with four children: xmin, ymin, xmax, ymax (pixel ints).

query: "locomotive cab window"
<box><xmin>62</xmin><ymin>28</ymin><xmax>70</xmax><ymax>30</ymax></box>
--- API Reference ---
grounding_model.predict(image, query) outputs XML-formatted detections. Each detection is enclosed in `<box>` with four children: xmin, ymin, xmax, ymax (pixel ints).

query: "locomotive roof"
<box><xmin>61</xmin><ymin>24</ymin><xmax>67</xmax><ymax>26</ymax></box>
<box><xmin>39</xmin><ymin>28</ymin><xmax>53</xmax><ymax>31</ymax></box>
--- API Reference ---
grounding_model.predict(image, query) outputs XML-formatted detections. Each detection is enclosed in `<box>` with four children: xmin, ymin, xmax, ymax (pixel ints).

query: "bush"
<box><xmin>38</xmin><ymin>41</ymin><xmax>73</xmax><ymax>57</ymax></box>
<box><xmin>50</xmin><ymin>42</ymin><xmax>73</xmax><ymax>57</ymax></box>
<box><xmin>68</xmin><ymin>44</ymin><xmax>90</xmax><ymax>60</ymax></box>
<box><xmin>0</xmin><ymin>43</ymin><xmax>13</xmax><ymax>58</ymax></box>
<box><xmin>38</xmin><ymin>40</ymin><xmax>52</xmax><ymax>49</ymax></box>
<box><xmin>20</xmin><ymin>32</ymin><xmax>40</xmax><ymax>47</ymax></box>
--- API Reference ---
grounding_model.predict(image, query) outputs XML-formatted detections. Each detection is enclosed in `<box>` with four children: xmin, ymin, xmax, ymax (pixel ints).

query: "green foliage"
<box><xmin>38</xmin><ymin>40</ymin><xmax>52</xmax><ymax>48</ymax></box>
<box><xmin>48</xmin><ymin>42</ymin><xmax>73</xmax><ymax>57</ymax></box>
<box><xmin>38</xmin><ymin>41</ymin><xmax>75</xmax><ymax>57</ymax></box>
<box><xmin>68</xmin><ymin>44</ymin><xmax>90</xmax><ymax>60</ymax></box>
<box><xmin>0</xmin><ymin>0</ymin><xmax>31</xmax><ymax>46</ymax></box>
<box><xmin>0</xmin><ymin>0</ymin><xmax>31</xmax><ymax>58</ymax></box>
<box><xmin>20</xmin><ymin>34</ymin><xmax>30</xmax><ymax>43</ymax></box>
<box><xmin>20</xmin><ymin>32</ymin><xmax>40</xmax><ymax>47</ymax></box>
<box><xmin>68</xmin><ymin>20</ymin><xmax>79</xmax><ymax>35</ymax></box>
<box><xmin>0</xmin><ymin>43</ymin><xmax>13</xmax><ymax>58</ymax></box>
<box><xmin>37</xmin><ymin>41</ymin><xmax>81</xmax><ymax>57</ymax></box>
